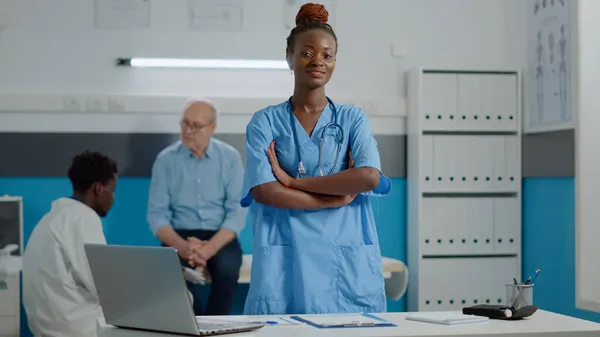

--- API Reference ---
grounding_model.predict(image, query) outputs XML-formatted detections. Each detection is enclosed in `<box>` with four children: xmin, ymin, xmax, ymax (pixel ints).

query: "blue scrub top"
<box><xmin>241</xmin><ymin>100</ymin><xmax>392</xmax><ymax>315</ymax></box>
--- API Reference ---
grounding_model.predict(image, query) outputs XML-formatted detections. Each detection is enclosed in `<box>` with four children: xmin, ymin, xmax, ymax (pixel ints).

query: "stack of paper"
<box><xmin>303</xmin><ymin>314</ymin><xmax>384</xmax><ymax>327</ymax></box>
<box><xmin>292</xmin><ymin>313</ymin><xmax>394</xmax><ymax>327</ymax></box>
<box><xmin>405</xmin><ymin>312</ymin><xmax>489</xmax><ymax>325</ymax></box>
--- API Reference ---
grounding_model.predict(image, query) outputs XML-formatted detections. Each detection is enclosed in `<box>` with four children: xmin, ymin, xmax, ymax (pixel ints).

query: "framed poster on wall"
<box><xmin>524</xmin><ymin>0</ymin><xmax>577</xmax><ymax>133</ymax></box>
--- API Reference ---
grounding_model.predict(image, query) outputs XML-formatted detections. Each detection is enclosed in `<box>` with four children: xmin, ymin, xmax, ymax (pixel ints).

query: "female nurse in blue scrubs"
<box><xmin>240</xmin><ymin>2</ymin><xmax>392</xmax><ymax>315</ymax></box>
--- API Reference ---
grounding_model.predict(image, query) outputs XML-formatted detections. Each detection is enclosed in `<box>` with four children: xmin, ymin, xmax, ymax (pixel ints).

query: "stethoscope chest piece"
<box><xmin>298</xmin><ymin>161</ymin><xmax>306</xmax><ymax>175</ymax></box>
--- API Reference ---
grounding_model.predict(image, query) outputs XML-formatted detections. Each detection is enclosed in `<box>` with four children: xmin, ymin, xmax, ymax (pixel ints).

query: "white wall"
<box><xmin>0</xmin><ymin>0</ymin><xmax>526</xmax><ymax>134</ymax></box>
<box><xmin>576</xmin><ymin>0</ymin><xmax>600</xmax><ymax>315</ymax></box>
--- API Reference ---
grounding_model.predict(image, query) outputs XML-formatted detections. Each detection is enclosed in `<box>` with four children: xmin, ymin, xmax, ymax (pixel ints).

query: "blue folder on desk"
<box><xmin>290</xmin><ymin>313</ymin><xmax>396</xmax><ymax>329</ymax></box>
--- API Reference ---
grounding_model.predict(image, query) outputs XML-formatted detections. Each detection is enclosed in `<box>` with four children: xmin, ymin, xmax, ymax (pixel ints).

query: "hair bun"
<box><xmin>295</xmin><ymin>3</ymin><xmax>329</xmax><ymax>25</ymax></box>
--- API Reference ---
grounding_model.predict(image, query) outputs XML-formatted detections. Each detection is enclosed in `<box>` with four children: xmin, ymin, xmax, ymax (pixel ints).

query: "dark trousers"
<box><xmin>174</xmin><ymin>229</ymin><xmax>242</xmax><ymax>316</ymax></box>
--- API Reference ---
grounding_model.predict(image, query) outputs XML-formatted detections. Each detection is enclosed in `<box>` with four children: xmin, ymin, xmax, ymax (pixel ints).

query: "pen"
<box><xmin>513</xmin><ymin>278</ymin><xmax>518</xmax><ymax>285</ymax></box>
<box><xmin>529</xmin><ymin>269</ymin><xmax>541</xmax><ymax>285</ymax></box>
<box><xmin>524</xmin><ymin>276</ymin><xmax>532</xmax><ymax>285</ymax></box>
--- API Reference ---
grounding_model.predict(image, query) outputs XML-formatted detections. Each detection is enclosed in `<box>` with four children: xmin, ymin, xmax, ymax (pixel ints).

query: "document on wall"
<box><xmin>187</xmin><ymin>0</ymin><xmax>243</xmax><ymax>32</ymax></box>
<box><xmin>525</xmin><ymin>0</ymin><xmax>573</xmax><ymax>132</ymax></box>
<box><xmin>283</xmin><ymin>0</ymin><xmax>337</xmax><ymax>31</ymax></box>
<box><xmin>94</xmin><ymin>0</ymin><xmax>151</xmax><ymax>30</ymax></box>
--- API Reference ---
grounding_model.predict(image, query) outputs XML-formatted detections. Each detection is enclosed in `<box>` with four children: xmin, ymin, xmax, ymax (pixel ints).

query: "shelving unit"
<box><xmin>0</xmin><ymin>195</ymin><xmax>23</xmax><ymax>336</ymax></box>
<box><xmin>407</xmin><ymin>68</ymin><xmax>522</xmax><ymax>311</ymax></box>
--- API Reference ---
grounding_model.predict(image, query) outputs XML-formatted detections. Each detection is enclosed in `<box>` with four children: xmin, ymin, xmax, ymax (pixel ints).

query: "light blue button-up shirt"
<box><xmin>147</xmin><ymin>138</ymin><xmax>247</xmax><ymax>236</ymax></box>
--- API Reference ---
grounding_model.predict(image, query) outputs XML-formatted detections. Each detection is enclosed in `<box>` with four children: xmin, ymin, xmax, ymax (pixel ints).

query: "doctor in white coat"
<box><xmin>22</xmin><ymin>151</ymin><xmax>118</xmax><ymax>337</ymax></box>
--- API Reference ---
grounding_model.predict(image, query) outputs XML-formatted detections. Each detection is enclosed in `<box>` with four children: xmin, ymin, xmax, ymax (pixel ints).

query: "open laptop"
<box><xmin>84</xmin><ymin>243</ymin><xmax>264</xmax><ymax>336</ymax></box>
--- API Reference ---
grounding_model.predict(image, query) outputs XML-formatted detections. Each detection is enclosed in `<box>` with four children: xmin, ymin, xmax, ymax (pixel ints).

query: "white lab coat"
<box><xmin>22</xmin><ymin>198</ymin><xmax>106</xmax><ymax>337</ymax></box>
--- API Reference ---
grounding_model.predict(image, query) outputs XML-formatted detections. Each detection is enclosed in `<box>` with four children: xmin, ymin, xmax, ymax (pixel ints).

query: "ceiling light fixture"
<box><xmin>116</xmin><ymin>58</ymin><xmax>289</xmax><ymax>70</ymax></box>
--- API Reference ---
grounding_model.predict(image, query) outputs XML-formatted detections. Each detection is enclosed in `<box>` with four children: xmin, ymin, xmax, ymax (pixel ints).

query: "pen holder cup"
<box><xmin>506</xmin><ymin>283</ymin><xmax>534</xmax><ymax>311</ymax></box>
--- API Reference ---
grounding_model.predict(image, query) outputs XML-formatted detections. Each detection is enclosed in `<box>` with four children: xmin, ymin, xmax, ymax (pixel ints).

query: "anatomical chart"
<box><xmin>526</xmin><ymin>0</ymin><xmax>572</xmax><ymax>130</ymax></box>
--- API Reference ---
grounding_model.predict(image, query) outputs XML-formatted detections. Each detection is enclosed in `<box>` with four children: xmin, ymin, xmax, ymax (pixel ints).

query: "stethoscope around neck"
<box><xmin>287</xmin><ymin>96</ymin><xmax>344</xmax><ymax>177</ymax></box>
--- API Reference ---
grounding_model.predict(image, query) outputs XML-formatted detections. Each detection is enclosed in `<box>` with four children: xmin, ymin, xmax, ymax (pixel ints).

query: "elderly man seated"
<box><xmin>147</xmin><ymin>98</ymin><xmax>246</xmax><ymax>316</ymax></box>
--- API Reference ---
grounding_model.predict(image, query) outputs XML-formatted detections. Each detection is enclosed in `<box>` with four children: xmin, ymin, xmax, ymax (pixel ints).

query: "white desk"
<box><xmin>97</xmin><ymin>310</ymin><xmax>600</xmax><ymax>337</ymax></box>
<box><xmin>208</xmin><ymin>254</ymin><xmax>408</xmax><ymax>300</ymax></box>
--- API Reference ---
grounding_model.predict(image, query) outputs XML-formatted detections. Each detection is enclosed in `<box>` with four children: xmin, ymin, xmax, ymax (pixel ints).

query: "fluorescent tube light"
<box><xmin>116</xmin><ymin>58</ymin><xmax>289</xmax><ymax>70</ymax></box>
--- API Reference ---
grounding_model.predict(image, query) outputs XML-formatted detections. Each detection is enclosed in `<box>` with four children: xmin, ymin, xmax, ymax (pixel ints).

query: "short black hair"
<box><xmin>286</xmin><ymin>3</ymin><xmax>338</xmax><ymax>54</ymax></box>
<box><xmin>67</xmin><ymin>151</ymin><xmax>118</xmax><ymax>193</ymax></box>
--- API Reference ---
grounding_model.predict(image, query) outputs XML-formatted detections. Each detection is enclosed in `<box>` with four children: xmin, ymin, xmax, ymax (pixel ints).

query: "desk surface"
<box><xmin>97</xmin><ymin>310</ymin><xmax>600</xmax><ymax>337</ymax></box>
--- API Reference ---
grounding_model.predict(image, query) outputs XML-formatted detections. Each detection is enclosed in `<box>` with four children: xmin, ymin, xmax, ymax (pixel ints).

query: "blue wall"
<box><xmin>2</xmin><ymin>176</ymin><xmax>600</xmax><ymax>337</ymax></box>
<box><xmin>522</xmin><ymin>178</ymin><xmax>600</xmax><ymax>323</ymax></box>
